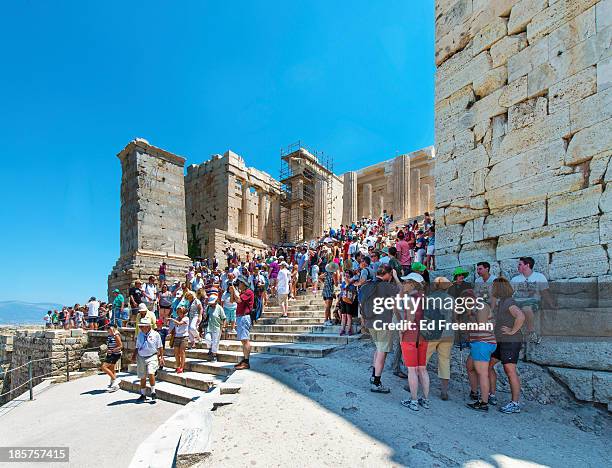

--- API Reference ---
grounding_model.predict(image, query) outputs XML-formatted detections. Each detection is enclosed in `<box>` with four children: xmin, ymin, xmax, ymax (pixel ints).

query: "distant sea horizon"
<box><xmin>0</xmin><ymin>301</ymin><xmax>63</xmax><ymax>326</ymax></box>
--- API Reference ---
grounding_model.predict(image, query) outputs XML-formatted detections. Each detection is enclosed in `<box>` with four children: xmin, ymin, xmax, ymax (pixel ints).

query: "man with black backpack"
<box><xmin>423</xmin><ymin>276</ymin><xmax>455</xmax><ymax>401</ymax></box>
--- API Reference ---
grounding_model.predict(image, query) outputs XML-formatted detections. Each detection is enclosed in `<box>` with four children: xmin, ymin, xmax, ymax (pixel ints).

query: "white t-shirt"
<box><xmin>474</xmin><ymin>274</ymin><xmax>497</xmax><ymax>298</ymax></box>
<box><xmin>511</xmin><ymin>272</ymin><xmax>549</xmax><ymax>301</ymax></box>
<box><xmin>44</xmin><ymin>314</ymin><xmax>51</xmax><ymax>324</ymax></box>
<box><xmin>143</xmin><ymin>283</ymin><xmax>158</xmax><ymax>302</ymax></box>
<box><xmin>277</xmin><ymin>268</ymin><xmax>291</xmax><ymax>295</ymax></box>
<box><xmin>87</xmin><ymin>300</ymin><xmax>100</xmax><ymax>318</ymax></box>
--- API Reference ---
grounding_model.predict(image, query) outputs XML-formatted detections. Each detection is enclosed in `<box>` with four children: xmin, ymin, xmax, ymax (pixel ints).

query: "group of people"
<box><xmin>49</xmin><ymin>211</ymin><xmax>554</xmax><ymax>411</ymax></box>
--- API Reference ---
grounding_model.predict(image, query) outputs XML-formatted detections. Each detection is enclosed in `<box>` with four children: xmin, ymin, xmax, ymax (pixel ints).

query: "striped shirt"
<box><xmin>106</xmin><ymin>331</ymin><xmax>121</xmax><ymax>355</ymax></box>
<box><xmin>468</xmin><ymin>304</ymin><xmax>496</xmax><ymax>344</ymax></box>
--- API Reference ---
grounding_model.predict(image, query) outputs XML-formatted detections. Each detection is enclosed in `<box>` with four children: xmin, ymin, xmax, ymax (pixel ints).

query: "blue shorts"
<box><xmin>236</xmin><ymin>315</ymin><xmax>252</xmax><ymax>340</ymax></box>
<box><xmin>470</xmin><ymin>342</ymin><xmax>497</xmax><ymax>362</ymax></box>
<box><xmin>224</xmin><ymin>307</ymin><xmax>237</xmax><ymax>322</ymax></box>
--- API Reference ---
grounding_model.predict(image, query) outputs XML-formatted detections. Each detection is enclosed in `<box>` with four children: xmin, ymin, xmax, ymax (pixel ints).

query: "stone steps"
<box><xmin>257</xmin><ymin>317</ymin><xmax>325</xmax><ymax>325</ymax></box>
<box><xmin>157</xmin><ymin>369</ymin><xmax>225</xmax><ymax>391</ymax></box>
<box><xmin>225</xmin><ymin>331</ymin><xmax>360</xmax><ymax>345</ymax></box>
<box><xmin>119</xmin><ymin>375</ymin><xmax>203</xmax><ymax>405</ymax></box>
<box><xmin>251</xmin><ymin>324</ymin><xmax>342</xmax><ymax>334</ymax></box>
<box><xmin>173</xmin><ymin>342</ymin><xmax>338</xmax><ymax>358</ymax></box>
<box><xmin>164</xmin><ymin>356</ymin><xmax>236</xmax><ymax>376</ymax></box>
<box><xmin>266</xmin><ymin>304</ymin><xmax>324</xmax><ymax>311</ymax></box>
<box><xmin>261</xmin><ymin>310</ymin><xmax>325</xmax><ymax>318</ymax></box>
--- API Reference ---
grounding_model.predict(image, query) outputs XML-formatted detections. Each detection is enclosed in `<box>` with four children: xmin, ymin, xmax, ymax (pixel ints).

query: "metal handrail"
<box><xmin>0</xmin><ymin>345</ymin><xmax>106</xmax><ymax>402</ymax></box>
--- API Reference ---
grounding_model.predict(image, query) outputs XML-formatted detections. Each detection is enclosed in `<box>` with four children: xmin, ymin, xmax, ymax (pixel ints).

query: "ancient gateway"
<box><xmin>108</xmin><ymin>139</ymin><xmax>435</xmax><ymax>292</ymax></box>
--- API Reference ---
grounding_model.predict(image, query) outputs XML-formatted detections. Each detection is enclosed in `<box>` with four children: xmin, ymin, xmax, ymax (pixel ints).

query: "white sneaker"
<box><xmin>108</xmin><ymin>385</ymin><xmax>119</xmax><ymax>392</ymax></box>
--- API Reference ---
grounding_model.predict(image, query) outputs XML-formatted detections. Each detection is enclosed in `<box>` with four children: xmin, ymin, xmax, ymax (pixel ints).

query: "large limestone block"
<box><xmin>549</xmin><ymin>66</ymin><xmax>597</xmax><ymax>114</ymax></box>
<box><xmin>435</xmin><ymin>26</ymin><xmax>473</xmax><ymax>67</ymax></box>
<box><xmin>435</xmin><ymin>0</ymin><xmax>473</xmax><ymax>39</ymax></box>
<box><xmin>548</xmin><ymin>185</ymin><xmax>603</xmax><ymax>224</ymax></box>
<box><xmin>601</xmin><ymin>184</ymin><xmax>612</xmax><ymax>212</ymax></box>
<box><xmin>565</xmin><ymin>117</ymin><xmax>612</xmax><ymax>165</ymax></box>
<box><xmin>601</xmin><ymin>213</ymin><xmax>612</xmax><ymax>244</ymax></box>
<box><xmin>529</xmin><ymin>26</ymin><xmax>611</xmax><ymax>97</ymax></box>
<box><xmin>436</xmin><ymin>223</ymin><xmax>464</xmax><ymax>249</ymax></box>
<box><xmin>458</xmin><ymin>239</ymin><xmax>497</xmax><ymax>266</ymax></box>
<box><xmin>474</xmin><ymin>17</ymin><xmax>508</xmax><ymax>54</ymax></box>
<box><xmin>454</xmin><ymin>144</ymin><xmax>489</xmax><ymax>174</ymax></box>
<box><xmin>435</xmin><ymin>245</ymin><xmax>461</xmax><ymax>270</ymax></box>
<box><xmin>548</xmin><ymin>367</ymin><xmax>594</xmax><ymax>401</ymax></box>
<box><xmin>597</xmin><ymin>0</ymin><xmax>612</xmax><ymax>32</ymax></box>
<box><xmin>436</xmin><ymin>51</ymin><xmax>492</xmax><ymax>100</ymax></box>
<box><xmin>473</xmin><ymin>65</ymin><xmax>508</xmax><ymax>97</ymax></box>
<box><xmin>445</xmin><ymin>204</ymin><xmax>489</xmax><ymax>225</ymax></box>
<box><xmin>496</xmin><ymin>216</ymin><xmax>600</xmax><ymax>259</ymax></box>
<box><xmin>486</xmin><ymin>169</ymin><xmax>583</xmax><ymax>210</ymax></box>
<box><xmin>589</xmin><ymin>150</ymin><xmax>612</xmax><ymax>184</ymax></box>
<box><xmin>507</xmin><ymin>37</ymin><xmax>548</xmax><ymax>82</ymax></box>
<box><xmin>599</xmin><ymin>55</ymin><xmax>612</xmax><ymax>91</ymax></box>
<box><xmin>570</xmin><ymin>86</ymin><xmax>612</xmax><ymax>132</ymax></box>
<box><xmin>494</xmin><ymin>108</ymin><xmax>570</xmax><ymax>160</ymax></box>
<box><xmin>508</xmin><ymin>0</ymin><xmax>548</xmax><ymax>35</ymax></box>
<box><xmin>490</xmin><ymin>33</ymin><xmax>528</xmax><ymax>67</ymax></box>
<box><xmin>526</xmin><ymin>337</ymin><xmax>612</xmax><ymax>371</ymax></box>
<box><xmin>527</xmin><ymin>0</ymin><xmax>600</xmax><ymax>44</ymax></box>
<box><xmin>458</xmin><ymin>86</ymin><xmax>506</xmax><ymax>129</ymax></box>
<box><xmin>548</xmin><ymin>278</ymin><xmax>600</xmax><ymax>309</ymax></box>
<box><xmin>593</xmin><ymin>371</ymin><xmax>612</xmax><ymax>404</ymax></box>
<box><xmin>548</xmin><ymin>6</ymin><xmax>596</xmax><ymax>55</ymax></box>
<box><xmin>549</xmin><ymin>245</ymin><xmax>609</xmax><ymax>279</ymax></box>
<box><xmin>508</xmin><ymin>96</ymin><xmax>548</xmax><ymax>131</ymax></box>
<box><xmin>499</xmin><ymin>75</ymin><xmax>528</xmax><ymax>107</ymax></box>
<box><xmin>486</xmin><ymin>140</ymin><xmax>565</xmax><ymax>189</ymax></box>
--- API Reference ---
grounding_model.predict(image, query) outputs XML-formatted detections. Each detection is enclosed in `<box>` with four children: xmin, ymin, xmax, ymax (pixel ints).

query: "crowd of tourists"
<box><xmin>47</xmin><ymin>211</ymin><xmax>554</xmax><ymax>408</ymax></box>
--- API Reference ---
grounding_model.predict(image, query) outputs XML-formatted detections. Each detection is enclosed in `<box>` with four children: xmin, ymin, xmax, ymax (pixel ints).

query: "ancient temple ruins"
<box><xmin>108</xmin><ymin>139</ymin><xmax>436</xmax><ymax>291</ymax></box>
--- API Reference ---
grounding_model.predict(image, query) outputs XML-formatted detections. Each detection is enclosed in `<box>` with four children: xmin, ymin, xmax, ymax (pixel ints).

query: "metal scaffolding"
<box><xmin>278</xmin><ymin>141</ymin><xmax>334</xmax><ymax>244</ymax></box>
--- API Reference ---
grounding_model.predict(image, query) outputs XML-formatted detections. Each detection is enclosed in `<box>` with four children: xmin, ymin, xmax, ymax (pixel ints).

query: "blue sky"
<box><xmin>0</xmin><ymin>1</ymin><xmax>434</xmax><ymax>304</ymax></box>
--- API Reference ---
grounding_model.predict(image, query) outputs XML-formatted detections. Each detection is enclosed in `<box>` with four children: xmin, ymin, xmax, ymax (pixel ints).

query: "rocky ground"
<box><xmin>205</xmin><ymin>339</ymin><xmax>611</xmax><ymax>467</ymax></box>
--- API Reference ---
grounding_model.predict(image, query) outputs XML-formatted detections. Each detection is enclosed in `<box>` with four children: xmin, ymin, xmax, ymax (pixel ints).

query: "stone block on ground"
<box><xmin>548</xmin><ymin>367</ymin><xmax>594</xmax><ymax>401</ymax></box>
<box><xmin>80</xmin><ymin>351</ymin><xmax>101</xmax><ymax>369</ymax></box>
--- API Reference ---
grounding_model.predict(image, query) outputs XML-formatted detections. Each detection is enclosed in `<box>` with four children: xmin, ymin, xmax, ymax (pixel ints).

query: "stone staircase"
<box><xmin>119</xmin><ymin>290</ymin><xmax>360</xmax><ymax>405</ymax></box>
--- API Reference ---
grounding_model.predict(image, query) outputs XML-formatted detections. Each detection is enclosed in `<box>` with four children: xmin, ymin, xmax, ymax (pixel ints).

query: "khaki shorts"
<box><xmin>369</xmin><ymin>328</ymin><xmax>394</xmax><ymax>353</ymax></box>
<box><xmin>137</xmin><ymin>354</ymin><xmax>159</xmax><ymax>378</ymax></box>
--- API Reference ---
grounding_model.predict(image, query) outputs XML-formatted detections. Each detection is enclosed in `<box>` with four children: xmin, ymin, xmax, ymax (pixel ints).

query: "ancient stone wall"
<box><xmin>0</xmin><ymin>329</ymin><xmax>85</xmax><ymax>405</ymax></box>
<box><xmin>434</xmin><ymin>0</ymin><xmax>611</xmax><ymax>409</ymax></box>
<box><xmin>434</xmin><ymin>0</ymin><xmax>611</xmax><ymax>284</ymax></box>
<box><xmin>108</xmin><ymin>139</ymin><xmax>192</xmax><ymax>296</ymax></box>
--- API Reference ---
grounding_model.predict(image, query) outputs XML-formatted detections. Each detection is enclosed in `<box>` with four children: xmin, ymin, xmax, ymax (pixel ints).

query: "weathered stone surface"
<box><xmin>508</xmin><ymin>96</ymin><xmax>548</xmax><ymax>131</ymax></box>
<box><xmin>473</xmin><ymin>65</ymin><xmax>507</xmax><ymax>97</ymax></box>
<box><xmin>487</xmin><ymin>170</ymin><xmax>583</xmax><ymax>210</ymax></box>
<box><xmin>496</xmin><ymin>216</ymin><xmax>600</xmax><ymax>259</ymax></box>
<box><xmin>527</xmin><ymin>337</ymin><xmax>612</xmax><ymax>371</ymax></box>
<box><xmin>601</xmin><ymin>213</ymin><xmax>612</xmax><ymax>243</ymax></box>
<box><xmin>437</xmin><ymin>51</ymin><xmax>492</xmax><ymax>101</ymax></box>
<box><xmin>495</xmin><ymin>108</ymin><xmax>570</xmax><ymax>160</ymax></box>
<box><xmin>597</xmin><ymin>0</ymin><xmax>612</xmax><ymax>31</ymax></box>
<box><xmin>548</xmin><ymin>185</ymin><xmax>603</xmax><ymax>224</ymax></box>
<box><xmin>589</xmin><ymin>151</ymin><xmax>612</xmax><ymax>184</ymax></box>
<box><xmin>601</xmin><ymin>184</ymin><xmax>612</xmax><ymax>212</ymax></box>
<box><xmin>593</xmin><ymin>371</ymin><xmax>612</xmax><ymax>403</ymax></box>
<box><xmin>566</xmin><ymin>117</ymin><xmax>612</xmax><ymax>165</ymax></box>
<box><xmin>549</xmin><ymin>66</ymin><xmax>597</xmax><ymax>114</ymax></box>
<box><xmin>570</xmin><ymin>86</ymin><xmax>612</xmax><ymax>132</ymax></box>
<box><xmin>548</xmin><ymin>367</ymin><xmax>594</xmax><ymax>401</ymax></box>
<box><xmin>436</xmin><ymin>223</ymin><xmax>464</xmax><ymax>249</ymax></box>
<box><xmin>490</xmin><ymin>33</ymin><xmax>528</xmax><ymax>67</ymax></box>
<box><xmin>507</xmin><ymin>37</ymin><xmax>549</xmax><ymax>82</ymax></box>
<box><xmin>549</xmin><ymin>245</ymin><xmax>609</xmax><ymax>279</ymax></box>
<box><xmin>508</xmin><ymin>0</ymin><xmax>548</xmax><ymax>34</ymax></box>
<box><xmin>598</xmin><ymin>55</ymin><xmax>612</xmax><ymax>91</ymax></box>
<box><xmin>474</xmin><ymin>17</ymin><xmax>508</xmax><ymax>54</ymax></box>
<box><xmin>527</xmin><ymin>0</ymin><xmax>600</xmax><ymax>44</ymax></box>
<box><xmin>487</xmin><ymin>140</ymin><xmax>565</xmax><ymax>189</ymax></box>
<box><xmin>80</xmin><ymin>351</ymin><xmax>101</xmax><ymax>369</ymax></box>
<box><xmin>458</xmin><ymin>239</ymin><xmax>497</xmax><ymax>266</ymax></box>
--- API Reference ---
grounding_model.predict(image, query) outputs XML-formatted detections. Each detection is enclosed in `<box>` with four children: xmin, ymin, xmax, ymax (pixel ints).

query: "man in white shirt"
<box><xmin>131</xmin><ymin>319</ymin><xmax>164</xmax><ymax>402</ymax></box>
<box><xmin>87</xmin><ymin>297</ymin><xmax>100</xmax><ymax>330</ymax></box>
<box><xmin>276</xmin><ymin>262</ymin><xmax>291</xmax><ymax>318</ymax></box>
<box><xmin>191</xmin><ymin>273</ymin><xmax>205</xmax><ymax>292</ymax></box>
<box><xmin>510</xmin><ymin>256</ymin><xmax>555</xmax><ymax>343</ymax></box>
<box><xmin>142</xmin><ymin>276</ymin><xmax>158</xmax><ymax>312</ymax></box>
<box><xmin>474</xmin><ymin>261</ymin><xmax>497</xmax><ymax>303</ymax></box>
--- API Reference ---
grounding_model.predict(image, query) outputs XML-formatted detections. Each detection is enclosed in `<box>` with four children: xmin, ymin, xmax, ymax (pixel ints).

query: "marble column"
<box><xmin>342</xmin><ymin>171</ymin><xmax>358</xmax><ymax>225</ymax></box>
<box><xmin>377</xmin><ymin>194</ymin><xmax>384</xmax><ymax>218</ymax></box>
<box><xmin>392</xmin><ymin>155</ymin><xmax>411</xmax><ymax>221</ymax></box>
<box><xmin>270</xmin><ymin>195</ymin><xmax>281</xmax><ymax>243</ymax></box>
<box><xmin>257</xmin><ymin>189</ymin><xmax>268</xmax><ymax>241</ymax></box>
<box><xmin>313</xmin><ymin>179</ymin><xmax>328</xmax><ymax>238</ymax></box>
<box><xmin>410</xmin><ymin>168</ymin><xmax>421</xmax><ymax>218</ymax></box>
<box><xmin>420</xmin><ymin>184</ymin><xmax>431</xmax><ymax>216</ymax></box>
<box><xmin>240</xmin><ymin>180</ymin><xmax>250</xmax><ymax>236</ymax></box>
<box><xmin>362</xmin><ymin>183</ymin><xmax>373</xmax><ymax>218</ymax></box>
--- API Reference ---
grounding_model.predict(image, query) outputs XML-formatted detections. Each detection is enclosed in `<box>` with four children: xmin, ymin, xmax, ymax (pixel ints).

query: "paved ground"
<box><xmin>206</xmin><ymin>339</ymin><xmax>612</xmax><ymax>467</ymax></box>
<box><xmin>0</xmin><ymin>373</ymin><xmax>180</xmax><ymax>468</ymax></box>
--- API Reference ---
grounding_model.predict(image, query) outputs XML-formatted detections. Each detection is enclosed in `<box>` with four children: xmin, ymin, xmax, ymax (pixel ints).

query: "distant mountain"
<box><xmin>0</xmin><ymin>301</ymin><xmax>63</xmax><ymax>325</ymax></box>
